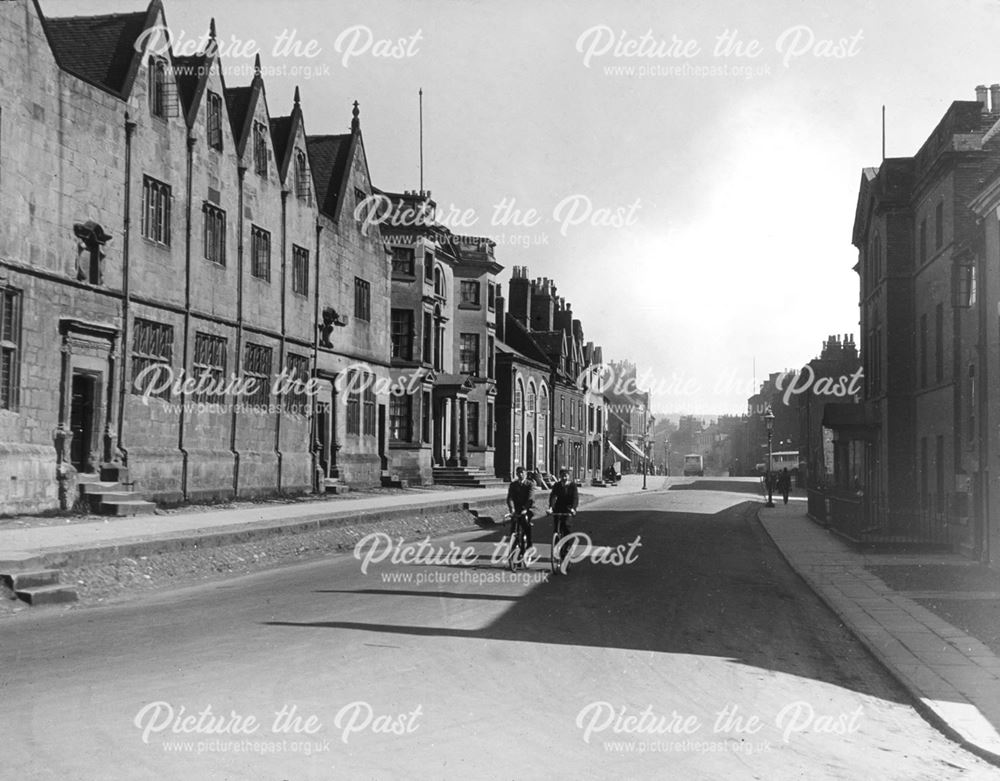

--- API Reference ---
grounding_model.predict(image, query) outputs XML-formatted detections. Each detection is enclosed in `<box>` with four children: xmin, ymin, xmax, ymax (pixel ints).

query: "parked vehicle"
<box><xmin>769</xmin><ymin>451</ymin><xmax>799</xmax><ymax>474</ymax></box>
<box><xmin>683</xmin><ymin>454</ymin><xmax>704</xmax><ymax>477</ymax></box>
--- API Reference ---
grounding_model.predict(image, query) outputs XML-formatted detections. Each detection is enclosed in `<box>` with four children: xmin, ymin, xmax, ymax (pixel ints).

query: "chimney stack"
<box><xmin>991</xmin><ymin>84</ymin><xmax>1000</xmax><ymax>113</ymax></box>
<box><xmin>508</xmin><ymin>266</ymin><xmax>532</xmax><ymax>327</ymax></box>
<box><xmin>530</xmin><ymin>276</ymin><xmax>555</xmax><ymax>332</ymax></box>
<box><xmin>976</xmin><ymin>85</ymin><xmax>989</xmax><ymax>110</ymax></box>
<box><xmin>495</xmin><ymin>295</ymin><xmax>506</xmax><ymax>342</ymax></box>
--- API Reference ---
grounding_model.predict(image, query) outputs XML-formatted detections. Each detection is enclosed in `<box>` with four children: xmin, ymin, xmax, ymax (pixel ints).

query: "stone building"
<box><xmin>846</xmin><ymin>86</ymin><xmax>1000</xmax><ymax>550</ymax></box>
<box><xmin>378</xmin><ymin>190</ymin><xmax>501</xmax><ymax>486</ymax></box>
<box><xmin>966</xmin><ymin>139</ymin><xmax>1000</xmax><ymax>567</ymax></box>
<box><xmin>0</xmin><ymin>0</ymin><xmax>390</xmax><ymax>513</ymax></box>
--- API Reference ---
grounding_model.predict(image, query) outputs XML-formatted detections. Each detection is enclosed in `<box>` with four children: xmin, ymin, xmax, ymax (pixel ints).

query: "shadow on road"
<box><xmin>669</xmin><ymin>480</ymin><xmax>765</xmax><ymax>495</ymax></box>
<box><xmin>265</xmin><ymin>497</ymin><xmax>907</xmax><ymax>704</ymax></box>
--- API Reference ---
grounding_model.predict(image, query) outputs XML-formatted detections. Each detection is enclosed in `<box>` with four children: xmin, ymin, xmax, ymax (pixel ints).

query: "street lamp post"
<box><xmin>642</xmin><ymin>437</ymin><xmax>648</xmax><ymax>490</ymax></box>
<box><xmin>764</xmin><ymin>408</ymin><xmax>775</xmax><ymax>508</ymax></box>
<box><xmin>642</xmin><ymin>416</ymin><xmax>654</xmax><ymax>490</ymax></box>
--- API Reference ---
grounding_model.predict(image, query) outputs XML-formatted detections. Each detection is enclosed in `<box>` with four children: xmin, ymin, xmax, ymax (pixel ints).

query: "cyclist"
<box><xmin>506</xmin><ymin>466</ymin><xmax>536</xmax><ymax>551</ymax></box>
<box><xmin>548</xmin><ymin>468</ymin><xmax>579</xmax><ymax>562</ymax></box>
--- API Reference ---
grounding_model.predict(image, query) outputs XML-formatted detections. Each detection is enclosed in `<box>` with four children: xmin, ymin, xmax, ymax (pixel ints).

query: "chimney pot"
<box><xmin>977</xmin><ymin>85</ymin><xmax>989</xmax><ymax>109</ymax></box>
<box><xmin>991</xmin><ymin>84</ymin><xmax>1000</xmax><ymax>113</ymax></box>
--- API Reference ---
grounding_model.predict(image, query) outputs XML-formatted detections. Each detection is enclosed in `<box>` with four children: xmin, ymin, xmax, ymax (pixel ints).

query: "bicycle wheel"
<box><xmin>558</xmin><ymin>515</ymin><xmax>573</xmax><ymax>574</ymax></box>
<box><xmin>550</xmin><ymin>531</ymin><xmax>561</xmax><ymax>575</ymax></box>
<box><xmin>508</xmin><ymin>521</ymin><xmax>522</xmax><ymax>572</ymax></box>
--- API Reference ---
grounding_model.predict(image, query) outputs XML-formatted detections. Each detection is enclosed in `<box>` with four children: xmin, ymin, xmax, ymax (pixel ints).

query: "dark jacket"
<box><xmin>549</xmin><ymin>481</ymin><xmax>579</xmax><ymax>513</ymax></box>
<box><xmin>507</xmin><ymin>478</ymin><xmax>535</xmax><ymax>513</ymax></box>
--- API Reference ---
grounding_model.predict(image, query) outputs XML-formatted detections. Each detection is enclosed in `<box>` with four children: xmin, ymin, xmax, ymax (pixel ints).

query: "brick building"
<box><xmin>603</xmin><ymin>361</ymin><xmax>653</xmax><ymax>476</ymax></box>
<box><xmin>582</xmin><ymin>341</ymin><xmax>606</xmax><ymax>483</ymax></box>
<box><xmin>795</xmin><ymin>335</ymin><xmax>861</xmax><ymax>490</ymax></box>
<box><xmin>741</xmin><ymin>372</ymin><xmax>799</xmax><ymax>474</ymax></box>
<box><xmin>505</xmin><ymin>269</ymin><xmax>591</xmax><ymax>481</ymax></box>
<box><xmin>494</xmin><ymin>296</ymin><xmax>552</xmax><ymax>479</ymax></box>
<box><xmin>0</xmin><ymin>0</ymin><xmax>390</xmax><ymax>513</ymax></box>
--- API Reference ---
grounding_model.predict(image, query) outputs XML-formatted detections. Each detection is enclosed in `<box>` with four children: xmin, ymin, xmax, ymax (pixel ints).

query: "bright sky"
<box><xmin>41</xmin><ymin>0</ymin><xmax>1000</xmax><ymax>414</ymax></box>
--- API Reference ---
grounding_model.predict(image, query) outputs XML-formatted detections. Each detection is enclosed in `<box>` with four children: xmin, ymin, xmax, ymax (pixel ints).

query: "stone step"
<box><xmin>99</xmin><ymin>499</ymin><xmax>157</xmax><ymax>517</ymax></box>
<box><xmin>433</xmin><ymin>475</ymin><xmax>506</xmax><ymax>488</ymax></box>
<box><xmin>1</xmin><ymin>569</ymin><xmax>62</xmax><ymax>590</ymax></box>
<box><xmin>15</xmin><ymin>584</ymin><xmax>79</xmax><ymax>606</ymax></box>
<box><xmin>323</xmin><ymin>479</ymin><xmax>349</xmax><ymax>495</ymax></box>
<box><xmin>77</xmin><ymin>480</ymin><xmax>124</xmax><ymax>494</ymax></box>
<box><xmin>85</xmin><ymin>491</ymin><xmax>137</xmax><ymax>512</ymax></box>
<box><xmin>100</xmin><ymin>464</ymin><xmax>130</xmax><ymax>483</ymax></box>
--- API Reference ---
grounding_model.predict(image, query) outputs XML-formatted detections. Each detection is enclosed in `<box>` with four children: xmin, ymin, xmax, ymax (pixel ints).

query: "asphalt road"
<box><xmin>2</xmin><ymin>487</ymin><xmax>998</xmax><ymax>780</ymax></box>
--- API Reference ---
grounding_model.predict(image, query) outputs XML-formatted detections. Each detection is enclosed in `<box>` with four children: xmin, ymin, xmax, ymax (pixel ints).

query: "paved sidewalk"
<box><xmin>759</xmin><ymin>501</ymin><xmax>1000</xmax><ymax>766</ymax></box>
<box><xmin>0</xmin><ymin>474</ymin><xmax>668</xmax><ymax>568</ymax></box>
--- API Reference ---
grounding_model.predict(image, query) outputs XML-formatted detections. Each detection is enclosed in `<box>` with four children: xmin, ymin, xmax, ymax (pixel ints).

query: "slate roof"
<box><xmin>496</xmin><ymin>338</ymin><xmax>549</xmax><ymax>371</ymax></box>
<box><xmin>224</xmin><ymin>86</ymin><xmax>253</xmax><ymax>144</ymax></box>
<box><xmin>531</xmin><ymin>331</ymin><xmax>567</xmax><ymax>359</ymax></box>
<box><xmin>503</xmin><ymin>317</ymin><xmax>552</xmax><ymax>366</ymax></box>
<box><xmin>269</xmin><ymin>116</ymin><xmax>293</xmax><ymax>176</ymax></box>
<box><xmin>45</xmin><ymin>10</ymin><xmax>148</xmax><ymax>94</ymax></box>
<box><xmin>173</xmin><ymin>54</ymin><xmax>207</xmax><ymax>118</ymax></box>
<box><xmin>306</xmin><ymin>134</ymin><xmax>353</xmax><ymax>219</ymax></box>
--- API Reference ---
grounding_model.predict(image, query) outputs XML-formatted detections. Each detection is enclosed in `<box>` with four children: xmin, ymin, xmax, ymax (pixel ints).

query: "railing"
<box><xmin>806</xmin><ymin>488</ymin><xmax>953</xmax><ymax>547</ymax></box>
<box><xmin>807</xmin><ymin>489</ymin><xmax>828</xmax><ymax>523</ymax></box>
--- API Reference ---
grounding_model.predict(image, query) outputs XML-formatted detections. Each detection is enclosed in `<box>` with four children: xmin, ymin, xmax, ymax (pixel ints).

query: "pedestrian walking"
<box><xmin>777</xmin><ymin>468</ymin><xmax>791</xmax><ymax>505</ymax></box>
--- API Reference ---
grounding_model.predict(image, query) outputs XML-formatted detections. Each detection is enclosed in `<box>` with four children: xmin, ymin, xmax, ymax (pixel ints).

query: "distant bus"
<box><xmin>769</xmin><ymin>451</ymin><xmax>799</xmax><ymax>473</ymax></box>
<box><xmin>683</xmin><ymin>454</ymin><xmax>704</xmax><ymax>477</ymax></box>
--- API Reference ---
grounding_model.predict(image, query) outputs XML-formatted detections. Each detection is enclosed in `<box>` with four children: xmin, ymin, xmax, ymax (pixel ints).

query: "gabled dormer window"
<box><xmin>295</xmin><ymin>150</ymin><xmax>311</xmax><ymax>204</ymax></box>
<box><xmin>253</xmin><ymin>121</ymin><xmax>268</xmax><ymax>176</ymax></box>
<box><xmin>148</xmin><ymin>57</ymin><xmax>177</xmax><ymax>118</ymax></box>
<box><xmin>207</xmin><ymin>92</ymin><xmax>223</xmax><ymax>151</ymax></box>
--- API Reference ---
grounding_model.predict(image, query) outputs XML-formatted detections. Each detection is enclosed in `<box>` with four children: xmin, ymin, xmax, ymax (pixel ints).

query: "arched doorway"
<box><xmin>526</xmin><ymin>432</ymin><xmax>534</xmax><ymax>470</ymax></box>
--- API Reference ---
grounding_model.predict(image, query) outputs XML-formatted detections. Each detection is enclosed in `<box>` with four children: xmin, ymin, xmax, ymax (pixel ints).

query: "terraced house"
<box><xmin>0</xmin><ymin>0</ymin><xmax>390</xmax><ymax>514</ymax></box>
<box><xmin>497</xmin><ymin>267</ymin><xmax>610</xmax><ymax>482</ymax></box>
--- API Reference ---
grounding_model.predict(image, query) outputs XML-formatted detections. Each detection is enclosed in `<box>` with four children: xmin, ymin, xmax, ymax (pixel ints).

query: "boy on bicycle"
<box><xmin>548</xmin><ymin>468</ymin><xmax>579</xmax><ymax>534</ymax></box>
<box><xmin>506</xmin><ymin>466</ymin><xmax>535</xmax><ymax>550</ymax></box>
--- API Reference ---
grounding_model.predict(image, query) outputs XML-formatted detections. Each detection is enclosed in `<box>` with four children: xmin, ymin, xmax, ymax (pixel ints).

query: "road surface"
<box><xmin>2</xmin><ymin>486</ymin><xmax>997</xmax><ymax>779</ymax></box>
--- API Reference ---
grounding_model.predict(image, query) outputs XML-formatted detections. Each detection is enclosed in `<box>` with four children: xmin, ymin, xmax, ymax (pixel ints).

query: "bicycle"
<box><xmin>549</xmin><ymin>509</ymin><xmax>576</xmax><ymax>575</ymax></box>
<box><xmin>505</xmin><ymin>509</ymin><xmax>532</xmax><ymax>571</ymax></box>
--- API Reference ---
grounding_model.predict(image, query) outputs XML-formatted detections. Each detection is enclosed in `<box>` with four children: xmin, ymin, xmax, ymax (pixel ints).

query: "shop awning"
<box><xmin>822</xmin><ymin>402</ymin><xmax>878</xmax><ymax>440</ymax></box>
<box><xmin>607</xmin><ymin>442</ymin><xmax>631</xmax><ymax>462</ymax></box>
<box><xmin>625</xmin><ymin>440</ymin><xmax>646</xmax><ymax>458</ymax></box>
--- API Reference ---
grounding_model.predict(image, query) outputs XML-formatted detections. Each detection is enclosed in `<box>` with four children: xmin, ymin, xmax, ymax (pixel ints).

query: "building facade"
<box><xmin>494</xmin><ymin>297</ymin><xmax>552</xmax><ymax>479</ymax></box>
<box><xmin>504</xmin><ymin>268</ymin><xmax>590</xmax><ymax>481</ymax></box>
<box><xmin>0</xmin><ymin>0</ymin><xmax>390</xmax><ymax>513</ymax></box>
<box><xmin>378</xmin><ymin>190</ymin><xmax>500</xmax><ymax>486</ymax></box>
<box><xmin>846</xmin><ymin>86</ymin><xmax>1000</xmax><ymax>555</ymax></box>
<box><xmin>796</xmin><ymin>335</ymin><xmax>861</xmax><ymax>490</ymax></box>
